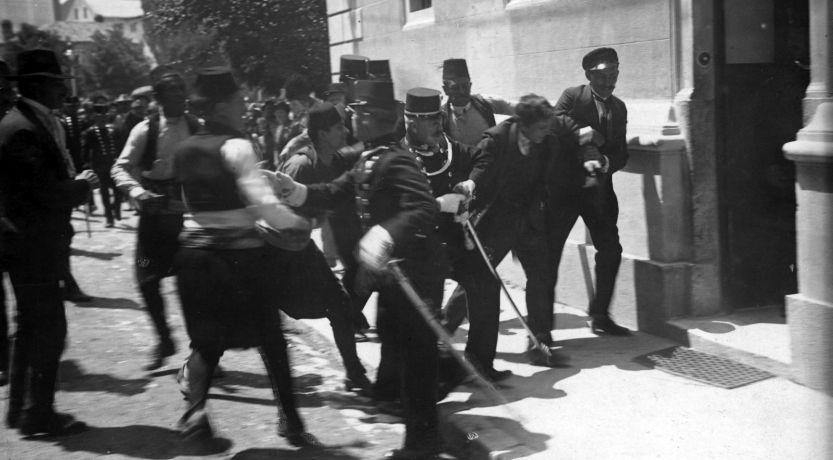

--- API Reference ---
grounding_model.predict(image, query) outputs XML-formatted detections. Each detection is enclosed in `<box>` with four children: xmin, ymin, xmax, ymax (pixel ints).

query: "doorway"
<box><xmin>720</xmin><ymin>0</ymin><xmax>808</xmax><ymax>309</ymax></box>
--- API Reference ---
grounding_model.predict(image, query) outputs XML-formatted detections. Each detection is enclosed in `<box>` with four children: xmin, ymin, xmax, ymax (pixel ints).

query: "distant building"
<box><xmin>45</xmin><ymin>0</ymin><xmax>145</xmax><ymax>44</ymax></box>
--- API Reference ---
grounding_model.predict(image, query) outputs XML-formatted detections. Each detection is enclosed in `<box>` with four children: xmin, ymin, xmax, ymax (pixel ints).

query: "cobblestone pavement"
<box><xmin>0</xmin><ymin>208</ymin><xmax>406</xmax><ymax>460</ymax></box>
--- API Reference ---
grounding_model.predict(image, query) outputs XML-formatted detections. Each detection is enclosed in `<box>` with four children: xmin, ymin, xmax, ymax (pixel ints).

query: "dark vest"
<box><xmin>174</xmin><ymin>123</ymin><xmax>248</xmax><ymax>212</ymax></box>
<box><xmin>142</xmin><ymin>112</ymin><xmax>201</xmax><ymax>170</ymax></box>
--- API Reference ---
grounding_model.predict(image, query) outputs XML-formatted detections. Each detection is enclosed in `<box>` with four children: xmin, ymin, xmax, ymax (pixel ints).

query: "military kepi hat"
<box><xmin>323</xmin><ymin>82</ymin><xmax>346</xmax><ymax>97</ymax></box>
<box><xmin>340</xmin><ymin>55</ymin><xmax>369</xmax><ymax>79</ymax></box>
<box><xmin>368</xmin><ymin>59</ymin><xmax>391</xmax><ymax>80</ymax></box>
<box><xmin>6</xmin><ymin>49</ymin><xmax>73</xmax><ymax>80</ymax></box>
<box><xmin>404</xmin><ymin>87</ymin><xmax>441</xmax><ymax>117</ymax></box>
<box><xmin>193</xmin><ymin>66</ymin><xmax>239</xmax><ymax>99</ymax></box>
<box><xmin>582</xmin><ymin>47</ymin><xmax>619</xmax><ymax>71</ymax></box>
<box><xmin>149</xmin><ymin>64</ymin><xmax>181</xmax><ymax>83</ymax></box>
<box><xmin>349</xmin><ymin>80</ymin><xmax>396</xmax><ymax>110</ymax></box>
<box><xmin>442</xmin><ymin>58</ymin><xmax>469</xmax><ymax>80</ymax></box>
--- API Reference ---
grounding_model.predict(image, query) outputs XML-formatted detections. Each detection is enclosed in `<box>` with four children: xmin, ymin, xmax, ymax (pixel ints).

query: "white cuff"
<box><xmin>436</xmin><ymin>193</ymin><xmax>466</xmax><ymax>213</ymax></box>
<box><xmin>286</xmin><ymin>183</ymin><xmax>308</xmax><ymax>207</ymax></box>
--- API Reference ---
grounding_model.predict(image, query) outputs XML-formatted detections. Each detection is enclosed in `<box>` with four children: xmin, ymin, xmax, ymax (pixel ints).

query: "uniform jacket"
<box><xmin>0</xmin><ymin>99</ymin><xmax>91</xmax><ymax>264</ymax></box>
<box><xmin>304</xmin><ymin>143</ymin><xmax>439</xmax><ymax>260</ymax></box>
<box><xmin>553</xmin><ymin>84</ymin><xmax>628</xmax><ymax>173</ymax></box>
<box><xmin>82</xmin><ymin>124</ymin><xmax>119</xmax><ymax>173</ymax></box>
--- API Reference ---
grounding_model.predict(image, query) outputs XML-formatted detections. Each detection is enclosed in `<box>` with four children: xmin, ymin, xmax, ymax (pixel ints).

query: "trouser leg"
<box><xmin>0</xmin><ymin>277</ymin><xmax>8</xmax><ymax>371</ymax></box>
<box><xmin>259</xmin><ymin>332</ymin><xmax>304</xmax><ymax>434</ymax></box>
<box><xmin>441</xmin><ymin>284</ymin><xmax>468</xmax><ymax>333</ymax></box>
<box><xmin>373</xmin><ymin>299</ymin><xmax>400</xmax><ymax>401</ymax></box>
<box><xmin>179</xmin><ymin>347</ymin><xmax>219</xmax><ymax>425</ymax></box>
<box><xmin>581</xmin><ymin>186</ymin><xmax>622</xmax><ymax>318</ymax></box>
<box><xmin>138</xmin><ymin>276</ymin><xmax>171</xmax><ymax>343</ymax></box>
<box><xmin>327</xmin><ymin>293</ymin><xmax>366</xmax><ymax>379</ymax></box>
<box><xmin>99</xmin><ymin>183</ymin><xmax>113</xmax><ymax>224</ymax></box>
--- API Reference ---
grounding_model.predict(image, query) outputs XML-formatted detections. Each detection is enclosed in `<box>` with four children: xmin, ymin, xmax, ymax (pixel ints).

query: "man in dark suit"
<box><xmin>0</xmin><ymin>49</ymin><xmax>100</xmax><ymax>436</ymax></box>
<box><xmin>272</xmin><ymin>80</ymin><xmax>457</xmax><ymax>460</ymax></box>
<box><xmin>541</xmin><ymin>47</ymin><xmax>631</xmax><ymax>338</ymax></box>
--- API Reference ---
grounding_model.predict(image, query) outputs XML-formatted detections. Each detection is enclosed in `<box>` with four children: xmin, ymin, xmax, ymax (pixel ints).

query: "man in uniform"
<box><xmin>0</xmin><ymin>49</ymin><xmax>99</xmax><ymax>436</ymax></box>
<box><xmin>83</xmin><ymin>98</ymin><xmax>122</xmax><ymax>227</ymax></box>
<box><xmin>543</xmin><ymin>47</ymin><xmax>631</xmax><ymax>337</ymax></box>
<box><xmin>271</xmin><ymin>79</ymin><xmax>458</xmax><ymax>460</ymax></box>
<box><xmin>112</xmin><ymin>67</ymin><xmax>201</xmax><ymax>370</ymax></box>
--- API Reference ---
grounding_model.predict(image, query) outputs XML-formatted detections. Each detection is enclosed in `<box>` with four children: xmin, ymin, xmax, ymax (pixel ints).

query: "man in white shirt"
<box><xmin>112</xmin><ymin>68</ymin><xmax>201</xmax><ymax>371</ymax></box>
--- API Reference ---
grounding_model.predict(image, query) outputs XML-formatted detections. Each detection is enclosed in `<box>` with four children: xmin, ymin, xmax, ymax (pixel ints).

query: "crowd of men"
<box><xmin>0</xmin><ymin>44</ymin><xmax>630</xmax><ymax>460</ymax></box>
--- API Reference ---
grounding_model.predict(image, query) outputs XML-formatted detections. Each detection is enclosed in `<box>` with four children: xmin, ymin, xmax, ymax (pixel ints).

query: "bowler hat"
<box><xmin>582</xmin><ymin>47</ymin><xmax>619</xmax><ymax>71</ymax></box>
<box><xmin>368</xmin><ymin>59</ymin><xmax>391</xmax><ymax>80</ymax></box>
<box><xmin>149</xmin><ymin>64</ymin><xmax>180</xmax><ymax>84</ymax></box>
<box><xmin>404</xmin><ymin>87</ymin><xmax>441</xmax><ymax>117</ymax></box>
<box><xmin>442</xmin><ymin>58</ymin><xmax>469</xmax><ymax>80</ymax></box>
<box><xmin>340</xmin><ymin>55</ymin><xmax>369</xmax><ymax>79</ymax></box>
<box><xmin>349</xmin><ymin>80</ymin><xmax>396</xmax><ymax>110</ymax></box>
<box><xmin>114</xmin><ymin>93</ymin><xmax>131</xmax><ymax>104</ymax></box>
<box><xmin>6</xmin><ymin>49</ymin><xmax>73</xmax><ymax>80</ymax></box>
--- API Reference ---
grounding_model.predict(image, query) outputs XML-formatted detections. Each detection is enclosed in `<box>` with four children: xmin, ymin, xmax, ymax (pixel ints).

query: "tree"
<box><xmin>2</xmin><ymin>21</ymin><xmax>69</xmax><ymax>70</ymax></box>
<box><xmin>80</xmin><ymin>27</ymin><xmax>152</xmax><ymax>96</ymax></box>
<box><xmin>141</xmin><ymin>0</ymin><xmax>330</xmax><ymax>96</ymax></box>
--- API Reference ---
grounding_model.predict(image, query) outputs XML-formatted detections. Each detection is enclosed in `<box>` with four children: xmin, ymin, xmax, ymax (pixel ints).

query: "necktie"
<box><xmin>594</xmin><ymin>95</ymin><xmax>612</xmax><ymax>140</ymax></box>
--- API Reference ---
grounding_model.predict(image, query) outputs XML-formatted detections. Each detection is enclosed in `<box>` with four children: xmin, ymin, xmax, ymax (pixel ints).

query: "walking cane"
<box><xmin>84</xmin><ymin>202</ymin><xmax>92</xmax><ymax>237</ymax></box>
<box><xmin>387</xmin><ymin>260</ymin><xmax>518</xmax><ymax>412</ymax></box>
<box><xmin>463</xmin><ymin>220</ymin><xmax>567</xmax><ymax>367</ymax></box>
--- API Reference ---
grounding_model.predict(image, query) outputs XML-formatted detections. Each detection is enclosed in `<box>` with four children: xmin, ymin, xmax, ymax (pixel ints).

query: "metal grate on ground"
<box><xmin>633</xmin><ymin>346</ymin><xmax>775</xmax><ymax>389</ymax></box>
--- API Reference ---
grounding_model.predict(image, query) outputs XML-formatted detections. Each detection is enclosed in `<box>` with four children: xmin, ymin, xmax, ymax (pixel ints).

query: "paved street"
<box><xmin>2</xmin><ymin>206</ymin><xmax>831</xmax><ymax>460</ymax></box>
<box><xmin>0</xmin><ymin>209</ymin><xmax>406</xmax><ymax>460</ymax></box>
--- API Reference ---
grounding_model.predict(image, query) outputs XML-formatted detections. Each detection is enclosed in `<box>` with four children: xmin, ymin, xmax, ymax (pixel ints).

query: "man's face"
<box><xmin>442</xmin><ymin>76</ymin><xmax>472</xmax><ymax>106</ymax></box>
<box><xmin>319</xmin><ymin>121</ymin><xmax>347</xmax><ymax>150</ymax></box>
<box><xmin>288</xmin><ymin>99</ymin><xmax>308</xmax><ymax>119</ymax></box>
<box><xmin>350</xmin><ymin>105</ymin><xmax>388</xmax><ymax>142</ymax></box>
<box><xmin>586</xmin><ymin>66</ymin><xmax>619</xmax><ymax>99</ymax></box>
<box><xmin>275</xmin><ymin>108</ymin><xmax>289</xmax><ymax>125</ymax></box>
<box><xmin>130</xmin><ymin>99</ymin><xmax>148</xmax><ymax>117</ymax></box>
<box><xmin>155</xmin><ymin>82</ymin><xmax>186</xmax><ymax>117</ymax></box>
<box><xmin>407</xmin><ymin>115</ymin><xmax>443</xmax><ymax>147</ymax></box>
<box><xmin>520</xmin><ymin>119</ymin><xmax>550</xmax><ymax>145</ymax></box>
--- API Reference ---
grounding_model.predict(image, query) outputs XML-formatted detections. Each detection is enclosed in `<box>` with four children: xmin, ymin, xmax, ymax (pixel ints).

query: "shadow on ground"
<box><xmin>59</xmin><ymin>360</ymin><xmax>151</xmax><ymax>396</ymax></box>
<box><xmin>44</xmin><ymin>424</ymin><xmax>231</xmax><ymax>459</ymax></box>
<box><xmin>69</xmin><ymin>247</ymin><xmax>122</xmax><ymax>260</ymax></box>
<box><xmin>70</xmin><ymin>296</ymin><xmax>142</xmax><ymax>310</ymax></box>
<box><xmin>231</xmin><ymin>446</ymin><xmax>362</xmax><ymax>459</ymax></box>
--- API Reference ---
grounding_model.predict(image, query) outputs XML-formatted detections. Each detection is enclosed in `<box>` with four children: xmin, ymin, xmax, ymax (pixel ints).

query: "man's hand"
<box><xmin>357</xmin><ymin>225</ymin><xmax>394</xmax><ymax>273</ymax></box>
<box><xmin>452</xmin><ymin>179</ymin><xmax>475</xmax><ymax>198</ymax></box>
<box><xmin>578</xmin><ymin>126</ymin><xmax>605</xmax><ymax>146</ymax></box>
<box><xmin>436</xmin><ymin>193</ymin><xmax>467</xmax><ymax>214</ymax></box>
<box><xmin>135</xmin><ymin>190</ymin><xmax>168</xmax><ymax>214</ymax></box>
<box><xmin>261</xmin><ymin>170</ymin><xmax>307</xmax><ymax>206</ymax></box>
<box><xmin>77</xmin><ymin>169</ymin><xmax>100</xmax><ymax>190</ymax></box>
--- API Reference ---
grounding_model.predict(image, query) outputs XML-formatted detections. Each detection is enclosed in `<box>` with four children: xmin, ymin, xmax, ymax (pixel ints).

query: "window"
<box><xmin>409</xmin><ymin>0</ymin><xmax>432</xmax><ymax>11</ymax></box>
<box><xmin>83</xmin><ymin>8</ymin><xmax>88</xmax><ymax>19</ymax></box>
<box><xmin>404</xmin><ymin>0</ymin><xmax>433</xmax><ymax>28</ymax></box>
<box><xmin>74</xmin><ymin>8</ymin><xmax>79</xmax><ymax>20</ymax></box>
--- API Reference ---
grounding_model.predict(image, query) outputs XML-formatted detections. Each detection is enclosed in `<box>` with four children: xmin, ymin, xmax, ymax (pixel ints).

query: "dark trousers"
<box><xmin>176</xmin><ymin>246</ymin><xmax>305</xmax><ymax>433</ymax></box>
<box><xmin>97</xmin><ymin>173</ymin><xmax>122</xmax><ymax>224</ymax></box>
<box><xmin>135</xmin><ymin>213</ymin><xmax>183</xmax><ymax>345</ymax></box>
<box><xmin>539</xmin><ymin>181</ymin><xmax>622</xmax><ymax>335</ymax></box>
<box><xmin>455</xmin><ymin>204</ymin><xmax>552</xmax><ymax>370</ymax></box>
<box><xmin>374</xmin><ymin>265</ymin><xmax>443</xmax><ymax>454</ymax></box>
<box><xmin>6</xmin><ymin>240</ymin><xmax>67</xmax><ymax>420</ymax></box>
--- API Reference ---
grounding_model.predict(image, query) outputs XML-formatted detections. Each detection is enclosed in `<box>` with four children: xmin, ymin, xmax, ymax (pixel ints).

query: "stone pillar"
<box><xmin>782</xmin><ymin>0</ymin><xmax>833</xmax><ymax>456</ymax></box>
<box><xmin>673</xmin><ymin>0</ymin><xmax>724</xmax><ymax>317</ymax></box>
<box><xmin>782</xmin><ymin>0</ymin><xmax>833</xmax><ymax>397</ymax></box>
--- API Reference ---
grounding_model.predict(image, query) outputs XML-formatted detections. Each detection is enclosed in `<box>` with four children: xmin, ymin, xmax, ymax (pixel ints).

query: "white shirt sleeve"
<box><xmin>111</xmin><ymin>120</ymin><xmax>150</xmax><ymax>198</ymax></box>
<box><xmin>220</xmin><ymin>138</ymin><xmax>309</xmax><ymax>231</ymax></box>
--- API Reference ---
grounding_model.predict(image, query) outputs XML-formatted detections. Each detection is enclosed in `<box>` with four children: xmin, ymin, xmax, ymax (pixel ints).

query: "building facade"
<box><xmin>327</xmin><ymin>0</ymin><xmax>831</xmax><ymax>394</ymax></box>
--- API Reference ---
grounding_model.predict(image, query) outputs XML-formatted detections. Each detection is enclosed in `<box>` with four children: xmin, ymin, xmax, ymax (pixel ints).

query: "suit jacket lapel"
<box><xmin>16</xmin><ymin>100</ymin><xmax>70</xmax><ymax>178</ymax></box>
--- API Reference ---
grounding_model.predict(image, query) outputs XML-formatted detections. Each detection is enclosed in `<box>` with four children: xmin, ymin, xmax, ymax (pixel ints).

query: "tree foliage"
<box><xmin>141</xmin><ymin>0</ymin><xmax>330</xmax><ymax>96</ymax></box>
<box><xmin>80</xmin><ymin>27</ymin><xmax>152</xmax><ymax>96</ymax></box>
<box><xmin>1</xmin><ymin>21</ymin><xmax>69</xmax><ymax>70</ymax></box>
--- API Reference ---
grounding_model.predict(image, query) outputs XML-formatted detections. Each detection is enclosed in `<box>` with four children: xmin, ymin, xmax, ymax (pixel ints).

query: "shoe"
<box><xmin>0</xmin><ymin>370</ymin><xmax>7</xmax><ymax>386</ymax></box>
<box><xmin>344</xmin><ymin>373</ymin><xmax>373</xmax><ymax>397</ymax></box>
<box><xmin>179</xmin><ymin>410</ymin><xmax>213</xmax><ymax>440</ymax></box>
<box><xmin>63</xmin><ymin>290</ymin><xmax>93</xmax><ymax>302</ymax></box>
<box><xmin>589</xmin><ymin>316</ymin><xmax>631</xmax><ymax>336</ymax></box>
<box><xmin>105</xmin><ymin>221</ymin><xmax>115</xmax><ymax>228</ymax></box>
<box><xmin>144</xmin><ymin>339</ymin><xmax>176</xmax><ymax>371</ymax></box>
<box><xmin>525</xmin><ymin>343</ymin><xmax>570</xmax><ymax>367</ymax></box>
<box><xmin>278</xmin><ymin>429</ymin><xmax>321</xmax><ymax>447</ymax></box>
<box><xmin>19</xmin><ymin>411</ymin><xmax>87</xmax><ymax>436</ymax></box>
<box><xmin>485</xmin><ymin>368</ymin><xmax>513</xmax><ymax>382</ymax></box>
